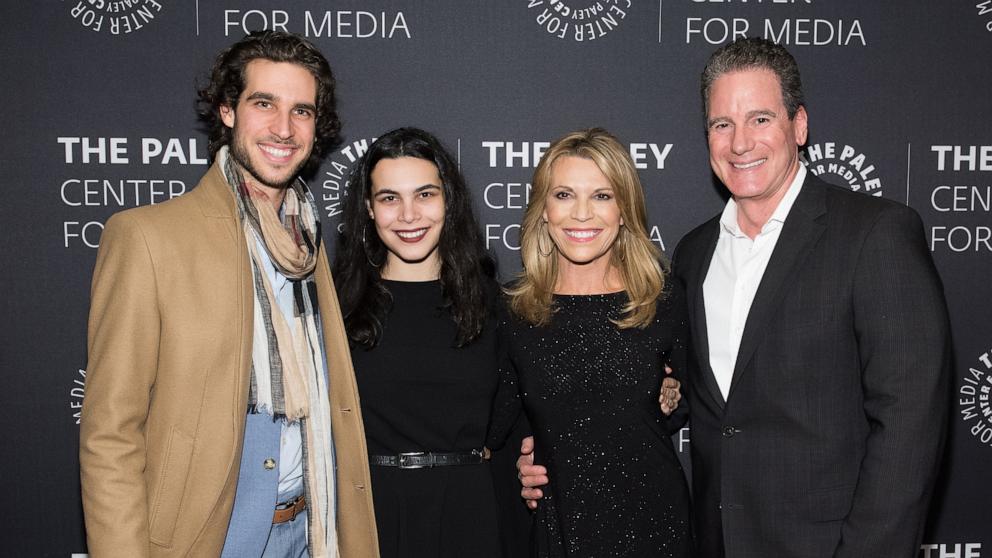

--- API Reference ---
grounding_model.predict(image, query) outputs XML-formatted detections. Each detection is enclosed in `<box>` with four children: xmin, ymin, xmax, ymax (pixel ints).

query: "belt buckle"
<box><xmin>274</xmin><ymin>495</ymin><xmax>304</xmax><ymax>523</ymax></box>
<box><xmin>397</xmin><ymin>451</ymin><xmax>429</xmax><ymax>469</ymax></box>
<box><xmin>287</xmin><ymin>497</ymin><xmax>302</xmax><ymax>521</ymax></box>
<box><xmin>471</xmin><ymin>448</ymin><xmax>489</xmax><ymax>460</ymax></box>
<box><xmin>275</xmin><ymin>496</ymin><xmax>299</xmax><ymax>510</ymax></box>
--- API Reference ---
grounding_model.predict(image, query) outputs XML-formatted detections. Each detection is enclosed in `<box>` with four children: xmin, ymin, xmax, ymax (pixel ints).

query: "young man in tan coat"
<box><xmin>80</xmin><ymin>31</ymin><xmax>379</xmax><ymax>558</ymax></box>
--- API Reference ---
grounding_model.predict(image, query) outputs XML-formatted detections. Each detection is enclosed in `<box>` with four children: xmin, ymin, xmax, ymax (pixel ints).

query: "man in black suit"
<box><xmin>518</xmin><ymin>38</ymin><xmax>951</xmax><ymax>557</ymax></box>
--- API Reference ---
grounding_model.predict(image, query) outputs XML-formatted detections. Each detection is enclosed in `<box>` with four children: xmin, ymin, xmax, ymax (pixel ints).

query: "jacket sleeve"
<box><xmin>835</xmin><ymin>205</ymin><xmax>952</xmax><ymax>558</ymax></box>
<box><xmin>662</xmin><ymin>277</ymin><xmax>691</xmax><ymax>435</ymax></box>
<box><xmin>80</xmin><ymin>212</ymin><xmax>160</xmax><ymax>558</ymax></box>
<box><xmin>486</xmin><ymin>300</ymin><xmax>524</xmax><ymax>451</ymax></box>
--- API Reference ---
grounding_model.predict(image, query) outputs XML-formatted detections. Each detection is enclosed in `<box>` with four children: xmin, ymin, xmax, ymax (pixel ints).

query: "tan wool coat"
<box><xmin>79</xmin><ymin>161</ymin><xmax>379</xmax><ymax>557</ymax></box>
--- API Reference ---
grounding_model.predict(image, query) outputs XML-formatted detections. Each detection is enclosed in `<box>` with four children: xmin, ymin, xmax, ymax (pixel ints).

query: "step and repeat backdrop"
<box><xmin>1</xmin><ymin>1</ymin><xmax>990</xmax><ymax>556</ymax></box>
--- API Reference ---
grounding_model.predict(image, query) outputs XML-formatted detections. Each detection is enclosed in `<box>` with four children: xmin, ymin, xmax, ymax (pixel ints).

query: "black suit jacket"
<box><xmin>672</xmin><ymin>173</ymin><xmax>951</xmax><ymax>558</ymax></box>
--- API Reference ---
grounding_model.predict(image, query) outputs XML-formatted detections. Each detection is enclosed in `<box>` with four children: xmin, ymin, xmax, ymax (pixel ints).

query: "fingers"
<box><xmin>522</xmin><ymin>487</ymin><xmax>544</xmax><ymax>508</ymax></box>
<box><xmin>659</xmin><ymin>395</ymin><xmax>680</xmax><ymax>413</ymax></box>
<box><xmin>660</xmin><ymin>378</ymin><xmax>681</xmax><ymax>399</ymax></box>
<box><xmin>516</xmin><ymin>451</ymin><xmax>534</xmax><ymax>471</ymax></box>
<box><xmin>517</xmin><ymin>435</ymin><xmax>547</xmax><ymax>507</ymax></box>
<box><xmin>659</xmin><ymin>378</ymin><xmax>682</xmax><ymax>416</ymax></box>
<box><xmin>664</xmin><ymin>364</ymin><xmax>673</xmax><ymax>374</ymax></box>
<box><xmin>519</xmin><ymin>465</ymin><xmax>548</xmax><ymax>487</ymax></box>
<box><xmin>520</xmin><ymin>435</ymin><xmax>535</xmax><ymax>454</ymax></box>
<box><xmin>517</xmin><ymin>435</ymin><xmax>536</xmax><ymax>471</ymax></box>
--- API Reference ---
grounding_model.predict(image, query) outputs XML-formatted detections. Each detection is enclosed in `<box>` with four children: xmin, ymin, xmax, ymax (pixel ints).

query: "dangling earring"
<box><xmin>537</xmin><ymin>221</ymin><xmax>555</xmax><ymax>258</ymax></box>
<box><xmin>362</xmin><ymin>222</ymin><xmax>382</xmax><ymax>268</ymax></box>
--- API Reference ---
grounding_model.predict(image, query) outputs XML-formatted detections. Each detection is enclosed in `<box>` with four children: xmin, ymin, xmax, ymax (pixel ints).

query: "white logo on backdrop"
<box><xmin>977</xmin><ymin>0</ymin><xmax>992</xmax><ymax>33</ymax></box>
<box><xmin>919</xmin><ymin>542</ymin><xmax>983</xmax><ymax>558</ymax></box>
<box><xmin>526</xmin><ymin>0</ymin><xmax>633</xmax><ymax>42</ymax></box>
<box><xmin>222</xmin><ymin>9</ymin><xmax>411</xmax><ymax>39</ymax></box>
<box><xmin>928</xmin><ymin>145</ymin><xmax>992</xmax><ymax>253</ymax></box>
<box><xmin>70</xmin><ymin>368</ymin><xmax>86</xmax><ymax>425</ymax></box>
<box><xmin>959</xmin><ymin>348</ymin><xmax>992</xmax><ymax>448</ymax></box>
<box><xmin>66</xmin><ymin>0</ymin><xmax>164</xmax><ymax>35</ymax></box>
<box><xmin>316</xmin><ymin>137</ymin><xmax>377</xmax><ymax>231</ymax></box>
<box><xmin>801</xmin><ymin>142</ymin><xmax>883</xmax><ymax>197</ymax></box>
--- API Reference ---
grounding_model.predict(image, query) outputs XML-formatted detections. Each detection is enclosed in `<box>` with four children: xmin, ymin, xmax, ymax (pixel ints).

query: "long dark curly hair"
<box><xmin>333</xmin><ymin>127</ymin><xmax>496</xmax><ymax>349</ymax></box>
<box><xmin>197</xmin><ymin>30</ymin><xmax>341</xmax><ymax>173</ymax></box>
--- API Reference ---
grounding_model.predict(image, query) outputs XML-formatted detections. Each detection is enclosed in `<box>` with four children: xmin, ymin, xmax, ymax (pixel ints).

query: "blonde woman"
<box><xmin>488</xmin><ymin>128</ymin><xmax>692</xmax><ymax>557</ymax></box>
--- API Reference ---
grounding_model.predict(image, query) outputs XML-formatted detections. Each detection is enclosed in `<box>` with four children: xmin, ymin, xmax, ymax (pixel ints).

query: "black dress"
<box><xmin>352</xmin><ymin>280</ymin><xmax>502</xmax><ymax>558</ymax></box>
<box><xmin>488</xmin><ymin>283</ymin><xmax>693</xmax><ymax>558</ymax></box>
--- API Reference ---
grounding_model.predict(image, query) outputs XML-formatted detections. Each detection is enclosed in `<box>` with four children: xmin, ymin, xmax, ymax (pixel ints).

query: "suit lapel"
<box><xmin>680</xmin><ymin>219</ymin><xmax>728</xmax><ymax>411</ymax></box>
<box><xmin>727</xmin><ymin>174</ymin><xmax>828</xmax><ymax>398</ymax></box>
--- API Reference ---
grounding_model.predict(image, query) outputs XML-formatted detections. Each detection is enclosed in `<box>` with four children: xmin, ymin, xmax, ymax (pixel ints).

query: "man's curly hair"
<box><xmin>197</xmin><ymin>30</ymin><xmax>341</xmax><ymax>173</ymax></box>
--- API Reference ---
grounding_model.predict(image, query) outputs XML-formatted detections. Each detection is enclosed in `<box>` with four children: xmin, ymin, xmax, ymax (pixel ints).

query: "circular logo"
<box><xmin>69</xmin><ymin>368</ymin><xmax>86</xmax><ymax>425</ymax></box>
<box><xmin>314</xmin><ymin>137</ymin><xmax>377</xmax><ymax>233</ymax></box>
<box><xmin>526</xmin><ymin>0</ymin><xmax>633</xmax><ymax>42</ymax></box>
<box><xmin>801</xmin><ymin>142</ymin><xmax>883</xmax><ymax>197</ymax></box>
<box><xmin>958</xmin><ymin>350</ymin><xmax>992</xmax><ymax>447</ymax></box>
<box><xmin>66</xmin><ymin>0</ymin><xmax>165</xmax><ymax>35</ymax></box>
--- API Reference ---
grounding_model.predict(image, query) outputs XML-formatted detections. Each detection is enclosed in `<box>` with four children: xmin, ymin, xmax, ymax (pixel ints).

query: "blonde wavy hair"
<box><xmin>507</xmin><ymin>128</ymin><xmax>665</xmax><ymax>329</ymax></box>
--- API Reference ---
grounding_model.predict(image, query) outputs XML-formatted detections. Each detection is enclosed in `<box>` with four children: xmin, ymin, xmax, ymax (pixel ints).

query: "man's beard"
<box><xmin>229</xmin><ymin>133</ymin><xmax>309</xmax><ymax>190</ymax></box>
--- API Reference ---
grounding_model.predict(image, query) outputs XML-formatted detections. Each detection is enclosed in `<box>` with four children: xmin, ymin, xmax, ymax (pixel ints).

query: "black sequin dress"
<box><xmin>488</xmin><ymin>283</ymin><xmax>693</xmax><ymax>557</ymax></box>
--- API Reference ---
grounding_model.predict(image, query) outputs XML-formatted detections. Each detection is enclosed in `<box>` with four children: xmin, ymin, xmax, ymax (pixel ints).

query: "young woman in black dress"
<box><xmin>333</xmin><ymin>127</ymin><xmax>502</xmax><ymax>558</ymax></box>
<box><xmin>488</xmin><ymin>128</ymin><xmax>693</xmax><ymax>557</ymax></box>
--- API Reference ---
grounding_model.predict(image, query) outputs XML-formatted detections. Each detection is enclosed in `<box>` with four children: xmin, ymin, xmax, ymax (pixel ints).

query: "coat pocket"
<box><xmin>149</xmin><ymin>427</ymin><xmax>195</xmax><ymax>547</ymax></box>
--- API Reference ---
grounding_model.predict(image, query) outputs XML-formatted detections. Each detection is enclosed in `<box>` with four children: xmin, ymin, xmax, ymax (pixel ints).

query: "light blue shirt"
<box><xmin>253</xmin><ymin>234</ymin><xmax>305</xmax><ymax>501</ymax></box>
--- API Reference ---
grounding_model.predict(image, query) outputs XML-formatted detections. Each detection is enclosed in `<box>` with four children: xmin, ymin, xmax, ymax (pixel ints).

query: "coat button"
<box><xmin>263</xmin><ymin>458</ymin><xmax>277</xmax><ymax>470</ymax></box>
<box><xmin>722</xmin><ymin>426</ymin><xmax>737</xmax><ymax>438</ymax></box>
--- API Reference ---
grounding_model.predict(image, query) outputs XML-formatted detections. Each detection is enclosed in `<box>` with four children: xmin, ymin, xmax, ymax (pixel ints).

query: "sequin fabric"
<box><xmin>489</xmin><ymin>285</ymin><xmax>693</xmax><ymax>557</ymax></box>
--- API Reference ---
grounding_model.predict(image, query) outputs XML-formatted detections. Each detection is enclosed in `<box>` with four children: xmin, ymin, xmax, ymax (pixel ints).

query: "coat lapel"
<box><xmin>679</xmin><ymin>218</ymin><xmax>727</xmax><ymax>411</ymax></box>
<box><xmin>191</xmin><ymin>160</ymin><xmax>254</xmax><ymax>423</ymax></box>
<box><xmin>196</xmin><ymin>160</ymin><xmax>241</xmax><ymax>243</ymax></box>
<box><xmin>727</xmin><ymin>174</ymin><xmax>828</xmax><ymax>398</ymax></box>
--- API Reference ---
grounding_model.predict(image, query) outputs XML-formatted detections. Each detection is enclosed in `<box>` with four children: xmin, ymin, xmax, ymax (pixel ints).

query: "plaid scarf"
<box><xmin>220</xmin><ymin>147</ymin><xmax>339</xmax><ymax>558</ymax></box>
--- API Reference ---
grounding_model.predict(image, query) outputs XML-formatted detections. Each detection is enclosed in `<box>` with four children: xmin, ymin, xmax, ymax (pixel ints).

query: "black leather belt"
<box><xmin>369</xmin><ymin>448</ymin><xmax>490</xmax><ymax>469</ymax></box>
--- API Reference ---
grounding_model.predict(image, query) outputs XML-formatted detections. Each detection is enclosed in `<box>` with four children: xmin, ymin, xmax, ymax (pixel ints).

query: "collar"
<box><xmin>718</xmin><ymin>164</ymin><xmax>807</xmax><ymax>238</ymax></box>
